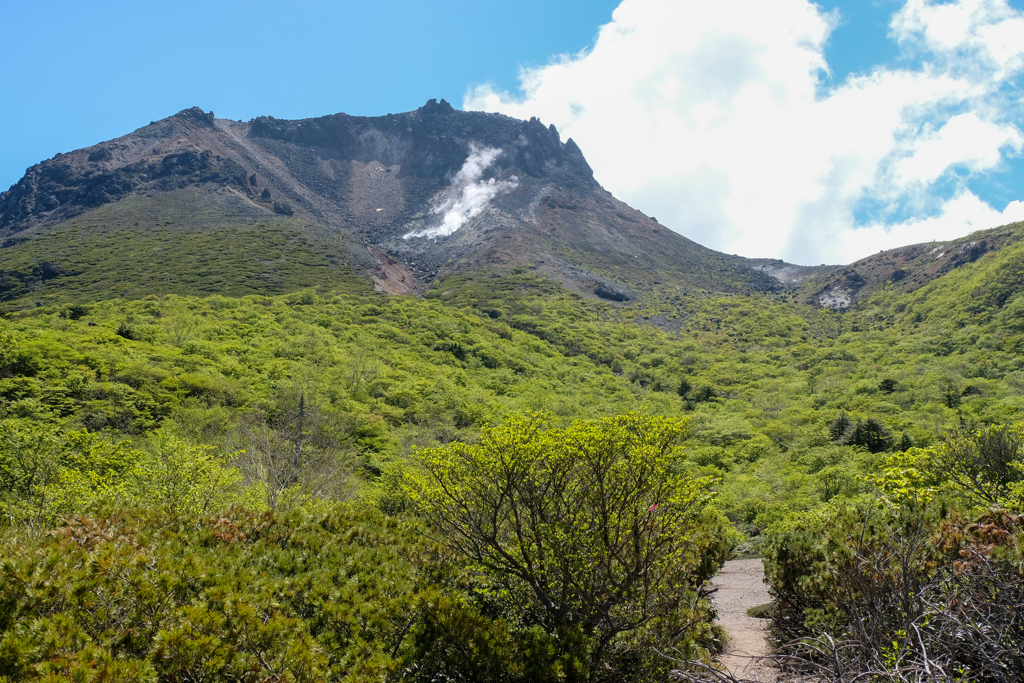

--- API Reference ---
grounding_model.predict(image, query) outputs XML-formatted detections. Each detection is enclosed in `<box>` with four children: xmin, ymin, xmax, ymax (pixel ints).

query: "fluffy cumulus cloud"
<box><xmin>404</xmin><ymin>145</ymin><xmax>519</xmax><ymax>239</ymax></box>
<box><xmin>464</xmin><ymin>0</ymin><xmax>1024</xmax><ymax>264</ymax></box>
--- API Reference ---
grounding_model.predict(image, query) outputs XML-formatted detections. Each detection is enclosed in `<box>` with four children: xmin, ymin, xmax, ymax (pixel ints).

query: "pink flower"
<box><xmin>649</xmin><ymin>504</ymin><xmax>659</xmax><ymax>512</ymax></box>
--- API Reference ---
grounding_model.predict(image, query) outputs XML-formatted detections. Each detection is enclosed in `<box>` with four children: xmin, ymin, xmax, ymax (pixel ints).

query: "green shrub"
<box><xmin>413</xmin><ymin>412</ymin><xmax>732</xmax><ymax>680</ymax></box>
<box><xmin>762</xmin><ymin>423</ymin><xmax>1024</xmax><ymax>682</ymax></box>
<box><xmin>0</xmin><ymin>504</ymin><xmax>599</xmax><ymax>682</ymax></box>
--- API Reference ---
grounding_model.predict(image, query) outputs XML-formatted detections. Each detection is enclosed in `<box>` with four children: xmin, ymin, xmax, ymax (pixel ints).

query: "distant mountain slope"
<box><xmin>797</xmin><ymin>222</ymin><xmax>1024</xmax><ymax>310</ymax></box>
<box><xmin>0</xmin><ymin>102</ymin><xmax>816</xmax><ymax>306</ymax></box>
<box><xmin>843</xmin><ymin>221</ymin><xmax>1024</xmax><ymax>338</ymax></box>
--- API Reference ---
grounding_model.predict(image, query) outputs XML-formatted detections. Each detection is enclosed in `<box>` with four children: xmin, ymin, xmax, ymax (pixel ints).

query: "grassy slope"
<box><xmin>4</xmin><ymin>190</ymin><xmax>1024</xmax><ymax>537</ymax></box>
<box><xmin>0</xmin><ymin>189</ymin><xmax>372</xmax><ymax>307</ymax></box>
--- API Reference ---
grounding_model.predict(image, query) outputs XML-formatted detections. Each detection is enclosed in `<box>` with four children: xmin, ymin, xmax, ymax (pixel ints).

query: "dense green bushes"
<box><xmin>0</xmin><ymin>410</ymin><xmax>738</xmax><ymax>683</ymax></box>
<box><xmin>0</xmin><ymin>506</ymin><xmax>406</xmax><ymax>681</ymax></box>
<box><xmin>0</xmin><ymin>505</ymin><xmax>603</xmax><ymax>682</ymax></box>
<box><xmin>0</xmin><ymin>422</ymin><xmax>253</xmax><ymax>526</ymax></box>
<box><xmin>5</xmin><ymin>268</ymin><xmax>1024</xmax><ymax>530</ymax></box>
<box><xmin>4</xmin><ymin>252</ymin><xmax>1024</xmax><ymax>679</ymax></box>
<box><xmin>762</xmin><ymin>425</ymin><xmax>1024</xmax><ymax>682</ymax></box>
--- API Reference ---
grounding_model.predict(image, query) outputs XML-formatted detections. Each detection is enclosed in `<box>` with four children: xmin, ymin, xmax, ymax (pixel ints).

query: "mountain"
<box><xmin>797</xmin><ymin>222</ymin><xmax>1024</xmax><ymax>310</ymax></box>
<box><xmin>4</xmin><ymin>100</ymin><xmax>1022</xmax><ymax>312</ymax></box>
<box><xmin>0</xmin><ymin>101</ymin><xmax>819</xmax><ymax>306</ymax></box>
<box><xmin>4</xmin><ymin>102</ymin><xmax>1024</xmax><ymax>683</ymax></box>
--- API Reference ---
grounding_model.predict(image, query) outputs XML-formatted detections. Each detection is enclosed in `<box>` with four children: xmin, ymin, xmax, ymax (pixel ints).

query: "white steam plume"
<box><xmin>404</xmin><ymin>144</ymin><xmax>519</xmax><ymax>239</ymax></box>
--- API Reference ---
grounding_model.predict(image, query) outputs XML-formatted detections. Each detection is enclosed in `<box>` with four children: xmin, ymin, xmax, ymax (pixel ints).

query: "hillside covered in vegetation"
<box><xmin>2</xmin><ymin>100</ymin><xmax>1023</xmax><ymax>681</ymax></box>
<box><xmin>1</xmin><ymin>214</ymin><xmax>1023</xmax><ymax>680</ymax></box>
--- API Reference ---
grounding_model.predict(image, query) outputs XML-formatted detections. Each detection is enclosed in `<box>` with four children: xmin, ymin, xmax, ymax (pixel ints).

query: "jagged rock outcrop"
<box><xmin>248</xmin><ymin>99</ymin><xmax>594</xmax><ymax>184</ymax></box>
<box><xmin>0</xmin><ymin>108</ymin><xmax>246</xmax><ymax>231</ymax></box>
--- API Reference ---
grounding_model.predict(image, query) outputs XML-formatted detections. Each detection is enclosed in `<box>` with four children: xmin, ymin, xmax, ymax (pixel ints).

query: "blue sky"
<box><xmin>3</xmin><ymin>0</ymin><xmax>1022</xmax><ymax>264</ymax></box>
<box><xmin>0</xmin><ymin>0</ymin><xmax>618</xmax><ymax>188</ymax></box>
<box><xmin>823</xmin><ymin>1</ymin><xmax>1023</xmax><ymax>227</ymax></box>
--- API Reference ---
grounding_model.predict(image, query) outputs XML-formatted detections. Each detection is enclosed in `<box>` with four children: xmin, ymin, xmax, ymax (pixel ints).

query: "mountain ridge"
<box><xmin>2</xmin><ymin>101</ymin><xmax>1020</xmax><ymax>310</ymax></box>
<box><xmin>0</xmin><ymin>102</ymin><xmax>800</xmax><ymax>305</ymax></box>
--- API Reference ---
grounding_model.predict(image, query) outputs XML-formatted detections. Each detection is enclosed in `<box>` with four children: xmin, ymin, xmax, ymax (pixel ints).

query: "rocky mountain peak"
<box><xmin>246</xmin><ymin>99</ymin><xmax>594</xmax><ymax>185</ymax></box>
<box><xmin>171</xmin><ymin>106</ymin><xmax>216</xmax><ymax>128</ymax></box>
<box><xmin>0</xmin><ymin>101</ymin><xmax>812</xmax><ymax>304</ymax></box>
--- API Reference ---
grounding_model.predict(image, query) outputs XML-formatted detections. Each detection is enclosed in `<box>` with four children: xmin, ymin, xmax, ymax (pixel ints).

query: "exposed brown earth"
<box><xmin>711</xmin><ymin>559</ymin><xmax>775</xmax><ymax>682</ymax></box>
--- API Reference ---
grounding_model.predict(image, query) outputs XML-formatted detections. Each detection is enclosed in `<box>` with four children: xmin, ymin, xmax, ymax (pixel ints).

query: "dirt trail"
<box><xmin>710</xmin><ymin>558</ymin><xmax>774</xmax><ymax>681</ymax></box>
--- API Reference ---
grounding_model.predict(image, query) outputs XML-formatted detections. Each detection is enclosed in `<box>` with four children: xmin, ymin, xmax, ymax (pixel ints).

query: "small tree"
<box><xmin>691</xmin><ymin>384</ymin><xmax>716</xmax><ymax>403</ymax></box>
<box><xmin>830</xmin><ymin>415</ymin><xmax>894</xmax><ymax>454</ymax></box>
<box><xmin>939</xmin><ymin>375</ymin><xmax>962</xmax><ymax>408</ymax></box>
<box><xmin>936</xmin><ymin>424</ymin><xmax>1023</xmax><ymax>507</ymax></box>
<box><xmin>115</xmin><ymin>320</ymin><xmax>139</xmax><ymax>341</ymax></box>
<box><xmin>839</xmin><ymin>417</ymin><xmax>893</xmax><ymax>453</ymax></box>
<box><xmin>828</xmin><ymin>412</ymin><xmax>853</xmax><ymax>442</ymax></box>
<box><xmin>0</xmin><ymin>421</ymin><xmax>63</xmax><ymax>525</ymax></box>
<box><xmin>413</xmin><ymin>412</ymin><xmax>729</xmax><ymax>682</ymax></box>
<box><xmin>235</xmin><ymin>388</ymin><xmax>356</xmax><ymax>510</ymax></box>
<box><xmin>140</xmin><ymin>429</ymin><xmax>252</xmax><ymax>515</ymax></box>
<box><xmin>0</xmin><ymin>321</ymin><xmax>17</xmax><ymax>377</ymax></box>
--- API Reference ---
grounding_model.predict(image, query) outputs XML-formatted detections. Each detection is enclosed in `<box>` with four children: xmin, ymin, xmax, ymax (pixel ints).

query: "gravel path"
<box><xmin>710</xmin><ymin>558</ymin><xmax>774</xmax><ymax>681</ymax></box>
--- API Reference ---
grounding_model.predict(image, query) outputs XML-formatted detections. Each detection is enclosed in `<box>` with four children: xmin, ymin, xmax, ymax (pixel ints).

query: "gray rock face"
<box><xmin>594</xmin><ymin>282</ymin><xmax>631</xmax><ymax>302</ymax></box>
<box><xmin>0</xmin><ymin>109</ymin><xmax>247</xmax><ymax>231</ymax></box>
<box><xmin>248</xmin><ymin>99</ymin><xmax>595</xmax><ymax>184</ymax></box>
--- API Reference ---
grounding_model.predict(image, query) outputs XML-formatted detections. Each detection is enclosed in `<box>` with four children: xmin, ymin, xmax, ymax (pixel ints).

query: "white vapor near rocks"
<box><xmin>465</xmin><ymin>0</ymin><xmax>1024</xmax><ymax>264</ymax></box>
<box><xmin>403</xmin><ymin>145</ymin><xmax>519</xmax><ymax>239</ymax></box>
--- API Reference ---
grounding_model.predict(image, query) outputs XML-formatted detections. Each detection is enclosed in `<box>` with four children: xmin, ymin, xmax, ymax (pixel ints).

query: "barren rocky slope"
<box><xmin>797</xmin><ymin>222</ymin><xmax>1024</xmax><ymax>310</ymax></box>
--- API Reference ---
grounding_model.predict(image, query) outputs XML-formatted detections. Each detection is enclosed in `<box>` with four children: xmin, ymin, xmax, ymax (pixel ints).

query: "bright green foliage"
<box><xmin>762</xmin><ymin>422</ymin><xmax>1024</xmax><ymax>681</ymax></box>
<box><xmin>0</xmin><ymin>320</ymin><xmax>15</xmax><ymax>372</ymax></box>
<box><xmin>0</xmin><ymin>422</ymin><xmax>141</xmax><ymax>525</ymax></box>
<box><xmin>0</xmin><ymin>505</ymin><xmax>588</xmax><ymax>683</ymax></box>
<box><xmin>865</xmin><ymin>447</ymin><xmax>944</xmax><ymax>507</ymax></box>
<box><xmin>763</xmin><ymin>495</ymin><xmax>946</xmax><ymax>639</ymax></box>
<box><xmin>767</xmin><ymin>424</ymin><xmax>1024</xmax><ymax>633</ymax></box>
<box><xmin>3</xmin><ymin>226</ymin><xmax>1024</xmax><ymax>524</ymax></box>
<box><xmin>137</xmin><ymin>429</ymin><xmax>259</xmax><ymax>515</ymax></box>
<box><xmin>413</xmin><ymin>413</ymin><xmax>731</xmax><ymax>681</ymax></box>
<box><xmin>6</xmin><ymin>264</ymin><xmax>1024</xmax><ymax>530</ymax></box>
<box><xmin>0</xmin><ymin>422</ymin><xmax>257</xmax><ymax>527</ymax></box>
<box><xmin>869</xmin><ymin>423</ymin><xmax>1024</xmax><ymax>510</ymax></box>
<box><xmin>423</xmin><ymin>269</ymin><xmax>1024</xmax><ymax>529</ymax></box>
<box><xmin>4</xmin><ymin>203</ymin><xmax>1024</xmax><ymax>679</ymax></box>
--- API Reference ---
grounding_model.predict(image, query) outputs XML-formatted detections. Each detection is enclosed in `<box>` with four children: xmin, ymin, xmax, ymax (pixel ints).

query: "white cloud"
<box><xmin>892</xmin><ymin>113</ymin><xmax>1021</xmax><ymax>189</ymax></box>
<box><xmin>839</xmin><ymin>192</ymin><xmax>1024</xmax><ymax>258</ymax></box>
<box><xmin>403</xmin><ymin>145</ymin><xmax>519</xmax><ymax>239</ymax></box>
<box><xmin>893</xmin><ymin>0</ymin><xmax>1024</xmax><ymax>76</ymax></box>
<box><xmin>464</xmin><ymin>0</ymin><xmax>1024</xmax><ymax>264</ymax></box>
